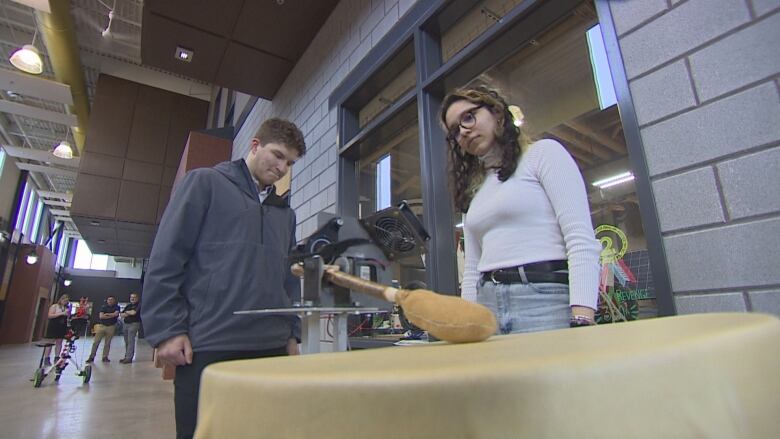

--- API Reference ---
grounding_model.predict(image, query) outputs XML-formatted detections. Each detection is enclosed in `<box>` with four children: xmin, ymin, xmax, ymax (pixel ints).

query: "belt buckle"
<box><xmin>490</xmin><ymin>270</ymin><xmax>502</xmax><ymax>284</ymax></box>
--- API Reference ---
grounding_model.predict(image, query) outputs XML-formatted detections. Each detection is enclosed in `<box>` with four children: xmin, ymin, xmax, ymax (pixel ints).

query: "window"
<box><xmin>22</xmin><ymin>190</ymin><xmax>37</xmax><ymax>240</ymax></box>
<box><xmin>439</xmin><ymin>0</ymin><xmax>527</xmax><ymax>63</ymax></box>
<box><xmin>73</xmin><ymin>239</ymin><xmax>110</xmax><ymax>271</ymax></box>
<box><xmin>30</xmin><ymin>200</ymin><xmax>44</xmax><ymax>244</ymax></box>
<box><xmin>375</xmin><ymin>155</ymin><xmax>392</xmax><ymax>211</ymax></box>
<box><xmin>352</xmin><ymin>103</ymin><xmax>426</xmax><ymax>290</ymax></box>
<box><xmin>14</xmin><ymin>182</ymin><xmax>31</xmax><ymax>232</ymax></box>
<box><xmin>343</xmin><ymin>41</ymin><xmax>416</xmax><ymax>133</ymax></box>
<box><xmin>451</xmin><ymin>1</ymin><xmax>656</xmax><ymax>321</ymax></box>
<box><xmin>56</xmin><ymin>235</ymin><xmax>69</xmax><ymax>268</ymax></box>
<box><xmin>0</xmin><ymin>147</ymin><xmax>5</xmax><ymax>180</ymax></box>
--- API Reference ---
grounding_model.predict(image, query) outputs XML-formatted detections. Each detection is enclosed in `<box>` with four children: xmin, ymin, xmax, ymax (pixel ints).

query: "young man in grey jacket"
<box><xmin>142</xmin><ymin>118</ymin><xmax>306</xmax><ymax>439</ymax></box>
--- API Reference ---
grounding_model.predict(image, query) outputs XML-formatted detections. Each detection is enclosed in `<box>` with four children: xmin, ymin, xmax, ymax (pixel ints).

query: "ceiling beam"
<box><xmin>54</xmin><ymin>217</ymin><xmax>76</xmax><ymax>227</ymax></box>
<box><xmin>10</xmin><ymin>0</ymin><xmax>50</xmax><ymax>13</ymax></box>
<box><xmin>0</xmin><ymin>100</ymin><xmax>77</xmax><ymax>127</ymax></box>
<box><xmin>15</xmin><ymin>162</ymin><xmax>78</xmax><ymax>178</ymax></box>
<box><xmin>0</xmin><ymin>69</ymin><xmax>73</xmax><ymax>105</ymax></box>
<box><xmin>3</xmin><ymin>145</ymin><xmax>80</xmax><ymax>168</ymax></box>
<box><xmin>42</xmin><ymin>199</ymin><xmax>71</xmax><ymax>207</ymax></box>
<box><xmin>564</xmin><ymin>120</ymin><xmax>625</xmax><ymax>154</ymax></box>
<box><xmin>38</xmin><ymin>191</ymin><xmax>72</xmax><ymax>201</ymax></box>
<box><xmin>80</xmin><ymin>52</ymin><xmax>212</xmax><ymax>102</ymax></box>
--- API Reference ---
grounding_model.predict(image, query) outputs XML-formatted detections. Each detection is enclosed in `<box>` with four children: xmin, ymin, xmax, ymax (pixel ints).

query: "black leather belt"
<box><xmin>481</xmin><ymin>260</ymin><xmax>568</xmax><ymax>285</ymax></box>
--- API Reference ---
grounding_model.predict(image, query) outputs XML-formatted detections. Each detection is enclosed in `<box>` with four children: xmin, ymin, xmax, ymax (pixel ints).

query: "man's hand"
<box><xmin>157</xmin><ymin>334</ymin><xmax>193</xmax><ymax>366</ymax></box>
<box><xmin>286</xmin><ymin>337</ymin><xmax>300</xmax><ymax>356</ymax></box>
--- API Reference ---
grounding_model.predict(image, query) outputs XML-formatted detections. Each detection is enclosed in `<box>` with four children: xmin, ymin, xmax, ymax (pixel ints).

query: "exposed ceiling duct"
<box><xmin>34</xmin><ymin>0</ymin><xmax>90</xmax><ymax>154</ymax></box>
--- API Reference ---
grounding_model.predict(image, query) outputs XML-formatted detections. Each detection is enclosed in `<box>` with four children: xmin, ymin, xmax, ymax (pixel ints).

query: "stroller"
<box><xmin>32</xmin><ymin>300</ymin><xmax>92</xmax><ymax>388</ymax></box>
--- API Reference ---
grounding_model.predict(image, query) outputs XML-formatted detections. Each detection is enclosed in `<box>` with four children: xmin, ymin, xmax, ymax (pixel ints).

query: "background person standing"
<box><xmin>120</xmin><ymin>293</ymin><xmax>141</xmax><ymax>364</ymax></box>
<box><xmin>86</xmin><ymin>296</ymin><xmax>120</xmax><ymax>363</ymax></box>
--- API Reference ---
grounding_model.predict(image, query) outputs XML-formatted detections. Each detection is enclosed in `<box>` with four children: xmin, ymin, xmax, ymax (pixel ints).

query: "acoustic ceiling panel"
<box><xmin>78</xmin><ymin>151</ymin><xmax>125</xmax><ymax>179</ymax></box>
<box><xmin>126</xmin><ymin>86</ymin><xmax>174</xmax><ymax>164</ymax></box>
<box><xmin>70</xmin><ymin>174</ymin><xmax>121</xmax><ymax>219</ymax></box>
<box><xmin>141</xmin><ymin>0</ymin><xmax>339</xmax><ymax>99</ymax></box>
<box><xmin>216</xmin><ymin>42</ymin><xmax>293</xmax><ymax>99</ymax></box>
<box><xmin>73</xmin><ymin>75</ymin><xmax>208</xmax><ymax>258</ymax></box>
<box><xmin>233</xmin><ymin>0</ymin><xmax>339</xmax><ymax>61</ymax></box>
<box><xmin>116</xmin><ymin>180</ymin><xmax>160</xmax><ymax>225</ymax></box>
<box><xmin>165</xmin><ymin>97</ymin><xmax>210</xmax><ymax>165</ymax></box>
<box><xmin>140</xmin><ymin>12</ymin><xmax>228</xmax><ymax>81</ymax></box>
<box><xmin>123</xmin><ymin>159</ymin><xmax>163</xmax><ymax>185</ymax></box>
<box><xmin>145</xmin><ymin>0</ymin><xmax>244</xmax><ymax>37</ymax></box>
<box><xmin>84</xmin><ymin>76</ymin><xmax>137</xmax><ymax>158</ymax></box>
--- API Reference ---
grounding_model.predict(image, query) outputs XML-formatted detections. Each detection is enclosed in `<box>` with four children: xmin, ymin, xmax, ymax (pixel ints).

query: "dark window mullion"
<box><xmin>415</xmin><ymin>27</ymin><xmax>458</xmax><ymax>295</ymax></box>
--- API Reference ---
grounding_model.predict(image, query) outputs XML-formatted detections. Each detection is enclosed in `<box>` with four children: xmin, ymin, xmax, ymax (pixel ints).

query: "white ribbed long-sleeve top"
<box><xmin>461</xmin><ymin>139</ymin><xmax>601</xmax><ymax>309</ymax></box>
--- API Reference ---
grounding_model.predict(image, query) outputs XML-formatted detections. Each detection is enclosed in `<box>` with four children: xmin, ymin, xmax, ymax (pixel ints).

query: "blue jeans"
<box><xmin>477</xmin><ymin>278</ymin><xmax>570</xmax><ymax>334</ymax></box>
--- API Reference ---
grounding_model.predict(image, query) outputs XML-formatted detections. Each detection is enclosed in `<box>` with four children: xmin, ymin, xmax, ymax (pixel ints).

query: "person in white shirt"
<box><xmin>440</xmin><ymin>85</ymin><xmax>601</xmax><ymax>333</ymax></box>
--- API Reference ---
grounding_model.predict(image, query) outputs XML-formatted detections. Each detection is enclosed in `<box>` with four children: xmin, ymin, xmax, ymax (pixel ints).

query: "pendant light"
<box><xmin>9</xmin><ymin>27</ymin><xmax>43</xmax><ymax>75</ymax></box>
<box><xmin>26</xmin><ymin>248</ymin><xmax>39</xmax><ymax>265</ymax></box>
<box><xmin>52</xmin><ymin>141</ymin><xmax>74</xmax><ymax>159</ymax></box>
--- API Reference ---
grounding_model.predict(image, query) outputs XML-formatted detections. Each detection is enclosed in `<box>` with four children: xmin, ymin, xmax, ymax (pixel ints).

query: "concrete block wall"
<box><xmin>233</xmin><ymin>0</ymin><xmax>417</xmax><ymax>244</ymax></box>
<box><xmin>610</xmin><ymin>0</ymin><xmax>780</xmax><ymax>316</ymax></box>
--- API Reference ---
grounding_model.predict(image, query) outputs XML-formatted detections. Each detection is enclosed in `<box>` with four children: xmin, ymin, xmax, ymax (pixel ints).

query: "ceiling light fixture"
<box><xmin>26</xmin><ymin>248</ymin><xmax>39</xmax><ymax>265</ymax></box>
<box><xmin>10</xmin><ymin>43</ymin><xmax>43</xmax><ymax>75</ymax></box>
<box><xmin>52</xmin><ymin>140</ymin><xmax>74</xmax><ymax>159</ymax></box>
<box><xmin>175</xmin><ymin>46</ymin><xmax>194</xmax><ymax>63</ymax></box>
<box><xmin>508</xmin><ymin>105</ymin><xmax>525</xmax><ymax>127</ymax></box>
<box><xmin>102</xmin><ymin>8</ymin><xmax>115</xmax><ymax>38</ymax></box>
<box><xmin>592</xmin><ymin>171</ymin><xmax>634</xmax><ymax>189</ymax></box>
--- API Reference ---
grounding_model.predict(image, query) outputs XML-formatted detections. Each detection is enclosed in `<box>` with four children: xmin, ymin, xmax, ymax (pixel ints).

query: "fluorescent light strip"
<box><xmin>592</xmin><ymin>171</ymin><xmax>633</xmax><ymax>188</ymax></box>
<box><xmin>598</xmin><ymin>174</ymin><xmax>635</xmax><ymax>189</ymax></box>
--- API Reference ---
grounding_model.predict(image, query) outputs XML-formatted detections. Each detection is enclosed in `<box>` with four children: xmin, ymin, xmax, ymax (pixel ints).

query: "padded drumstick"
<box><xmin>291</xmin><ymin>264</ymin><xmax>497</xmax><ymax>343</ymax></box>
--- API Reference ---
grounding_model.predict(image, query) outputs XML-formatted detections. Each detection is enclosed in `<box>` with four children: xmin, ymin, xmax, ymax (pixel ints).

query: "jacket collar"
<box><xmin>234</xmin><ymin>159</ymin><xmax>289</xmax><ymax>207</ymax></box>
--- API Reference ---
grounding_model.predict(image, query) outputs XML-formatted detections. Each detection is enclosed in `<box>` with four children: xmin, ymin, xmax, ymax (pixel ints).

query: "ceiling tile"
<box><xmin>216</xmin><ymin>42</ymin><xmax>293</xmax><ymax>99</ymax></box>
<box><xmin>145</xmin><ymin>0</ymin><xmax>244</xmax><ymax>37</ymax></box>
<box><xmin>140</xmin><ymin>11</ymin><xmax>228</xmax><ymax>82</ymax></box>
<box><xmin>233</xmin><ymin>0</ymin><xmax>339</xmax><ymax>61</ymax></box>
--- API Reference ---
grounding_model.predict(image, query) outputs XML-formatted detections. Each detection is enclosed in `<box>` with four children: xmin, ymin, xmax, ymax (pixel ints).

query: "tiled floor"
<box><xmin>0</xmin><ymin>337</ymin><xmax>175</xmax><ymax>439</ymax></box>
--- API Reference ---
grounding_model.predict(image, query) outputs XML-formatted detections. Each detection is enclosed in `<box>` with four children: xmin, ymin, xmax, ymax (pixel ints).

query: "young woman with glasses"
<box><xmin>440</xmin><ymin>85</ymin><xmax>601</xmax><ymax>334</ymax></box>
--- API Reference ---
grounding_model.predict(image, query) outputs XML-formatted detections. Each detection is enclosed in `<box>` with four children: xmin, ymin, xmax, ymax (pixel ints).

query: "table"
<box><xmin>196</xmin><ymin>313</ymin><xmax>780</xmax><ymax>438</ymax></box>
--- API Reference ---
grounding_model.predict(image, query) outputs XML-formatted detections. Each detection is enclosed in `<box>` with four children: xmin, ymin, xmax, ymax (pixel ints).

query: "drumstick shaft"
<box><xmin>291</xmin><ymin>263</ymin><xmax>396</xmax><ymax>301</ymax></box>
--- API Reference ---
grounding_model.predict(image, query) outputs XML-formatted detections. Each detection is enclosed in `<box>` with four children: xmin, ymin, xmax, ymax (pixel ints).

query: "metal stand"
<box><xmin>235</xmin><ymin>254</ymin><xmax>378</xmax><ymax>353</ymax></box>
<box><xmin>235</xmin><ymin>307</ymin><xmax>378</xmax><ymax>354</ymax></box>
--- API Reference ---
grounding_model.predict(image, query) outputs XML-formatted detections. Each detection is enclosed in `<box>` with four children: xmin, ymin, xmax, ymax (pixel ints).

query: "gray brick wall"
<box><xmin>232</xmin><ymin>0</ymin><xmax>417</xmax><ymax>241</ymax></box>
<box><xmin>611</xmin><ymin>0</ymin><xmax>780</xmax><ymax>315</ymax></box>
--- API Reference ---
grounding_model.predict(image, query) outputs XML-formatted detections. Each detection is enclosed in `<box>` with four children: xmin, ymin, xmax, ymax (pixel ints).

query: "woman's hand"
<box><xmin>570</xmin><ymin>306</ymin><xmax>596</xmax><ymax>327</ymax></box>
<box><xmin>570</xmin><ymin>305</ymin><xmax>595</xmax><ymax>320</ymax></box>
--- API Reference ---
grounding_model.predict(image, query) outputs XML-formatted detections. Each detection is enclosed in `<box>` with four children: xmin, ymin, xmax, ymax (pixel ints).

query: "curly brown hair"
<box><xmin>255</xmin><ymin>118</ymin><xmax>307</xmax><ymax>156</ymax></box>
<box><xmin>440</xmin><ymin>85</ymin><xmax>528</xmax><ymax>212</ymax></box>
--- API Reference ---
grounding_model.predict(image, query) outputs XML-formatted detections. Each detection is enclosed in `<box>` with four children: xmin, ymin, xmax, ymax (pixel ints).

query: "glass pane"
<box><xmin>440</xmin><ymin>0</ymin><xmax>526</xmax><ymax>63</ymax></box>
<box><xmin>30</xmin><ymin>200</ymin><xmax>44</xmax><ymax>244</ymax></box>
<box><xmin>357</xmin><ymin>62</ymin><xmax>416</xmax><ymax>128</ymax></box>
<box><xmin>73</xmin><ymin>240</ymin><xmax>93</xmax><ymax>269</ymax></box>
<box><xmin>22</xmin><ymin>190</ymin><xmax>37</xmax><ymax>239</ymax></box>
<box><xmin>0</xmin><ymin>147</ymin><xmax>6</xmax><ymax>179</ymax></box>
<box><xmin>453</xmin><ymin>0</ymin><xmax>657</xmax><ymax>321</ymax></box>
<box><xmin>355</xmin><ymin>110</ymin><xmax>425</xmax><ymax>290</ymax></box>
<box><xmin>91</xmin><ymin>254</ymin><xmax>109</xmax><ymax>271</ymax></box>
<box><xmin>14</xmin><ymin>183</ymin><xmax>30</xmax><ymax>231</ymax></box>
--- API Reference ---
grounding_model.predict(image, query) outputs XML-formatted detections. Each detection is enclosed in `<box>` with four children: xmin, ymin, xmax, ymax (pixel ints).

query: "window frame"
<box><xmin>329</xmin><ymin>0</ymin><xmax>674</xmax><ymax>314</ymax></box>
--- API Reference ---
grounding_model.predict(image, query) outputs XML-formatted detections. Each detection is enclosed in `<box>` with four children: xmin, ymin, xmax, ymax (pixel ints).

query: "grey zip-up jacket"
<box><xmin>142</xmin><ymin>159</ymin><xmax>300</xmax><ymax>352</ymax></box>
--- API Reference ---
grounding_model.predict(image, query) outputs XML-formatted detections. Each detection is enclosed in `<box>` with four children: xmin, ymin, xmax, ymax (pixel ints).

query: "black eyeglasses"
<box><xmin>446</xmin><ymin>104</ymin><xmax>485</xmax><ymax>147</ymax></box>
